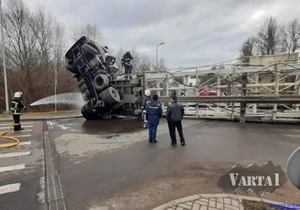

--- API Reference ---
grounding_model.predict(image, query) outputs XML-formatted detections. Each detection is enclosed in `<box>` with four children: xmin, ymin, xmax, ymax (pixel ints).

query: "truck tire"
<box><xmin>93</xmin><ymin>74</ymin><xmax>109</xmax><ymax>91</ymax></box>
<box><xmin>101</xmin><ymin>86</ymin><xmax>121</xmax><ymax>106</ymax></box>
<box><xmin>81</xmin><ymin>102</ymin><xmax>98</xmax><ymax>120</ymax></box>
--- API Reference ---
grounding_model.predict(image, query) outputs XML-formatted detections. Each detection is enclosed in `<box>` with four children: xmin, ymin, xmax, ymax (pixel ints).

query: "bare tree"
<box><xmin>3</xmin><ymin>0</ymin><xmax>37</xmax><ymax>71</ymax></box>
<box><xmin>282</xmin><ymin>19</ymin><xmax>300</xmax><ymax>53</ymax></box>
<box><xmin>240</xmin><ymin>37</ymin><xmax>256</xmax><ymax>64</ymax></box>
<box><xmin>0</xmin><ymin>0</ymin><xmax>69</xmax><ymax>106</ymax></box>
<box><xmin>73</xmin><ymin>23</ymin><xmax>104</xmax><ymax>44</ymax></box>
<box><xmin>256</xmin><ymin>17</ymin><xmax>283</xmax><ymax>55</ymax></box>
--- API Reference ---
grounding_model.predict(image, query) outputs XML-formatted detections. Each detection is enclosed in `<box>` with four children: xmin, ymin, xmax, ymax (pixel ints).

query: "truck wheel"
<box><xmin>101</xmin><ymin>86</ymin><xmax>121</xmax><ymax>106</ymax></box>
<box><xmin>81</xmin><ymin>102</ymin><xmax>98</xmax><ymax>120</ymax></box>
<box><xmin>93</xmin><ymin>74</ymin><xmax>109</xmax><ymax>91</ymax></box>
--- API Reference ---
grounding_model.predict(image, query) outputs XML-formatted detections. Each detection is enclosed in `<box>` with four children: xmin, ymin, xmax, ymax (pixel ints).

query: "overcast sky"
<box><xmin>20</xmin><ymin>0</ymin><xmax>300</xmax><ymax>68</ymax></box>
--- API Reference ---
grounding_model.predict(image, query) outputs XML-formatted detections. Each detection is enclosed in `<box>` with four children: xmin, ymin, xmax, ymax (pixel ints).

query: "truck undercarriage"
<box><xmin>65</xmin><ymin>36</ymin><xmax>143</xmax><ymax>120</ymax></box>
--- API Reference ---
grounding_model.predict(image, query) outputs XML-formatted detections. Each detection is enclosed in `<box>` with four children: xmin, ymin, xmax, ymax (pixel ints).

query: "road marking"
<box><xmin>0</xmin><ymin>164</ymin><xmax>25</xmax><ymax>173</ymax></box>
<box><xmin>284</xmin><ymin>134</ymin><xmax>300</xmax><ymax>138</ymax></box>
<box><xmin>10</xmin><ymin>134</ymin><xmax>32</xmax><ymax>138</ymax></box>
<box><xmin>0</xmin><ymin>125</ymin><xmax>33</xmax><ymax>130</ymax></box>
<box><xmin>0</xmin><ymin>122</ymin><xmax>33</xmax><ymax>126</ymax></box>
<box><xmin>6</xmin><ymin>129</ymin><xmax>32</xmax><ymax>135</ymax></box>
<box><xmin>18</xmin><ymin>141</ymin><xmax>31</xmax><ymax>146</ymax></box>
<box><xmin>0</xmin><ymin>183</ymin><xmax>21</xmax><ymax>195</ymax></box>
<box><xmin>0</xmin><ymin>151</ymin><xmax>30</xmax><ymax>158</ymax></box>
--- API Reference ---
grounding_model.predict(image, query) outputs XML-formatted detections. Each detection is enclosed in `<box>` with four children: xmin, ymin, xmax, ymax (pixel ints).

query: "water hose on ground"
<box><xmin>0</xmin><ymin>122</ymin><xmax>20</xmax><ymax>148</ymax></box>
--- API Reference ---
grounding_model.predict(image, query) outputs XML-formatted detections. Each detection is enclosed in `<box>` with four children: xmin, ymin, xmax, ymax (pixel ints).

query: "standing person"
<box><xmin>121</xmin><ymin>51</ymin><xmax>133</xmax><ymax>79</ymax></box>
<box><xmin>166</xmin><ymin>95</ymin><xmax>185</xmax><ymax>146</ymax></box>
<box><xmin>103</xmin><ymin>46</ymin><xmax>118</xmax><ymax>78</ymax></box>
<box><xmin>146</xmin><ymin>94</ymin><xmax>162</xmax><ymax>143</ymax></box>
<box><xmin>141</xmin><ymin>89</ymin><xmax>152</xmax><ymax>128</ymax></box>
<box><xmin>10</xmin><ymin>91</ymin><xmax>26</xmax><ymax>131</ymax></box>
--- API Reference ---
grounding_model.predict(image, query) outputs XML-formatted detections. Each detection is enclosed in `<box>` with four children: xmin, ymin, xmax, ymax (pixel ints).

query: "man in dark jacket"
<box><xmin>10</xmin><ymin>91</ymin><xmax>25</xmax><ymax>131</ymax></box>
<box><xmin>146</xmin><ymin>94</ymin><xmax>162</xmax><ymax>143</ymax></box>
<box><xmin>166</xmin><ymin>95</ymin><xmax>185</xmax><ymax>146</ymax></box>
<box><xmin>121</xmin><ymin>51</ymin><xmax>133</xmax><ymax>79</ymax></box>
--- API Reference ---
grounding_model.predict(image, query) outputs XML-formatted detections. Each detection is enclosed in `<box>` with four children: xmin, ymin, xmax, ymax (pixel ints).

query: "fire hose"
<box><xmin>0</xmin><ymin>122</ymin><xmax>20</xmax><ymax>148</ymax></box>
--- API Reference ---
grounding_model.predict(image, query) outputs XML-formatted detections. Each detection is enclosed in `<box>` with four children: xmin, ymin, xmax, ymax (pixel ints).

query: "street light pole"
<box><xmin>156</xmin><ymin>42</ymin><xmax>165</xmax><ymax>71</ymax></box>
<box><xmin>0</xmin><ymin>0</ymin><xmax>9</xmax><ymax>113</ymax></box>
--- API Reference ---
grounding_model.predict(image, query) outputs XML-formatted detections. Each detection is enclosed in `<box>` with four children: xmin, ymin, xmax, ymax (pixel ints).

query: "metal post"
<box><xmin>166</xmin><ymin>72</ymin><xmax>169</xmax><ymax>96</ymax></box>
<box><xmin>240</xmin><ymin>73</ymin><xmax>248</xmax><ymax>124</ymax></box>
<box><xmin>295</xmin><ymin>74</ymin><xmax>300</xmax><ymax>111</ymax></box>
<box><xmin>253</xmin><ymin>73</ymin><xmax>258</xmax><ymax>113</ymax></box>
<box><xmin>155</xmin><ymin>42</ymin><xmax>164</xmax><ymax>71</ymax></box>
<box><xmin>216</xmin><ymin>75</ymin><xmax>221</xmax><ymax>112</ymax></box>
<box><xmin>156</xmin><ymin>79</ymin><xmax>160</xmax><ymax>96</ymax></box>
<box><xmin>0</xmin><ymin>0</ymin><xmax>9</xmax><ymax>113</ymax></box>
<box><xmin>54</xmin><ymin>66</ymin><xmax>57</xmax><ymax>113</ymax></box>
<box><xmin>231</xmin><ymin>67</ymin><xmax>236</xmax><ymax>120</ymax></box>
<box><xmin>273</xmin><ymin>64</ymin><xmax>279</xmax><ymax>122</ymax></box>
<box><xmin>195</xmin><ymin>68</ymin><xmax>199</xmax><ymax>87</ymax></box>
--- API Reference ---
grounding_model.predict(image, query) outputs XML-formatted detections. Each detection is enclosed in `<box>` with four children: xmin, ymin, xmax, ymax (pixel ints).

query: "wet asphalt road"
<box><xmin>47</xmin><ymin>117</ymin><xmax>300</xmax><ymax>209</ymax></box>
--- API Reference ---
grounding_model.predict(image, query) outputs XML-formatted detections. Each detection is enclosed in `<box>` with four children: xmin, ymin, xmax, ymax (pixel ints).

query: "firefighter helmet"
<box><xmin>14</xmin><ymin>91</ymin><xmax>22</xmax><ymax>98</ymax></box>
<box><xmin>144</xmin><ymin>89</ymin><xmax>150</xmax><ymax>96</ymax></box>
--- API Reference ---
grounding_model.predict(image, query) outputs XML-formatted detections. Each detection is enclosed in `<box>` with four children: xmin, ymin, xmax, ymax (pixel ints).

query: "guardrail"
<box><xmin>158</xmin><ymin>95</ymin><xmax>300</xmax><ymax>123</ymax></box>
<box><xmin>158</xmin><ymin>95</ymin><xmax>300</xmax><ymax>103</ymax></box>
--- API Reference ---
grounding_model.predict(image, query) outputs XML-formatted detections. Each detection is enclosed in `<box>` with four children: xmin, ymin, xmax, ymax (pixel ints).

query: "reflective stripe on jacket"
<box><xmin>141</xmin><ymin>95</ymin><xmax>152</xmax><ymax>109</ymax></box>
<box><xmin>121</xmin><ymin>58</ymin><xmax>132</xmax><ymax>66</ymax></box>
<box><xmin>10</xmin><ymin>99</ymin><xmax>25</xmax><ymax>115</ymax></box>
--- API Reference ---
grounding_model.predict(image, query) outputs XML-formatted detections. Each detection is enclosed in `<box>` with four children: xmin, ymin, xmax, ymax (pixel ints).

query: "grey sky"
<box><xmin>22</xmin><ymin>0</ymin><xmax>300</xmax><ymax>68</ymax></box>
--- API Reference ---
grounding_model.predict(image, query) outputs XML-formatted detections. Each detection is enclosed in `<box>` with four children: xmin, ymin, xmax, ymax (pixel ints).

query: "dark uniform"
<box><xmin>10</xmin><ymin>95</ymin><xmax>25</xmax><ymax>131</ymax></box>
<box><xmin>146</xmin><ymin>95</ymin><xmax>162</xmax><ymax>143</ymax></box>
<box><xmin>166</xmin><ymin>95</ymin><xmax>185</xmax><ymax>146</ymax></box>
<box><xmin>121</xmin><ymin>51</ymin><xmax>133</xmax><ymax>78</ymax></box>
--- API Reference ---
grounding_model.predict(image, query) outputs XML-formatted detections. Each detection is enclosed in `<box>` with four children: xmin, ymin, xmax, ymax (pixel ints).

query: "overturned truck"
<box><xmin>65</xmin><ymin>36</ymin><xmax>144</xmax><ymax>120</ymax></box>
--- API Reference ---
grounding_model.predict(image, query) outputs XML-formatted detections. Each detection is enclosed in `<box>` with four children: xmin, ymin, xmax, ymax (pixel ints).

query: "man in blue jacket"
<box><xmin>146</xmin><ymin>94</ymin><xmax>162</xmax><ymax>143</ymax></box>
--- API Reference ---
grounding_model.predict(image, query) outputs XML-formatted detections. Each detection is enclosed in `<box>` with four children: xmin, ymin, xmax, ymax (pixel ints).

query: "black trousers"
<box><xmin>167</xmin><ymin>120</ymin><xmax>185</xmax><ymax>144</ymax></box>
<box><xmin>13</xmin><ymin>114</ymin><xmax>21</xmax><ymax>131</ymax></box>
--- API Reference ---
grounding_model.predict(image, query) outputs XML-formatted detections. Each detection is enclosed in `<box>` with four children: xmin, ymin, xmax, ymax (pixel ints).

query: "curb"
<box><xmin>152</xmin><ymin>193</ymin><xmax>285</xmax><ymax>210</ymax></box>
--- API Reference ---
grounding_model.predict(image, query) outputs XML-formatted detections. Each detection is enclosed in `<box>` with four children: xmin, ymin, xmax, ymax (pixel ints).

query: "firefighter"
<box><xmin>103</xmin><ymin>46</ymin><xmax>118</xmax><ymax>78</ymax></box>
<box><xmin>10</xmin><ymin>91</ymin><xmax>26</xmax><ymax>131</ymax></box>
<box><xmin>141</xmin><ymin>89</ymin><xmax>152</xmax><ymax>128</ymax></box>
<box><xmin>121</xmin><ymin>51</ymin><xmax>133</xmax><ymax>79</ymax></box>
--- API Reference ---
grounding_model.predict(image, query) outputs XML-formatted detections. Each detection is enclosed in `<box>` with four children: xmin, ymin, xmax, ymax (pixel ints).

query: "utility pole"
<box><xmin>0</xmin><ymin>0</ymin><xmax>9</xmax><ymax>113</ymax></box>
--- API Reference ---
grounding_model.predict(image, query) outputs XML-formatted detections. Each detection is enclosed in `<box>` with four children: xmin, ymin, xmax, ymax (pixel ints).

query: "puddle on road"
<box><xmin>81</xmin><ymin>118</ymin><xmax>143</xmax><ymax>134</ymax></box>
<box><xmin>53</xmin><ymin>120</ymin><xmax>202</xmax><ymax>163</ymax></box>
